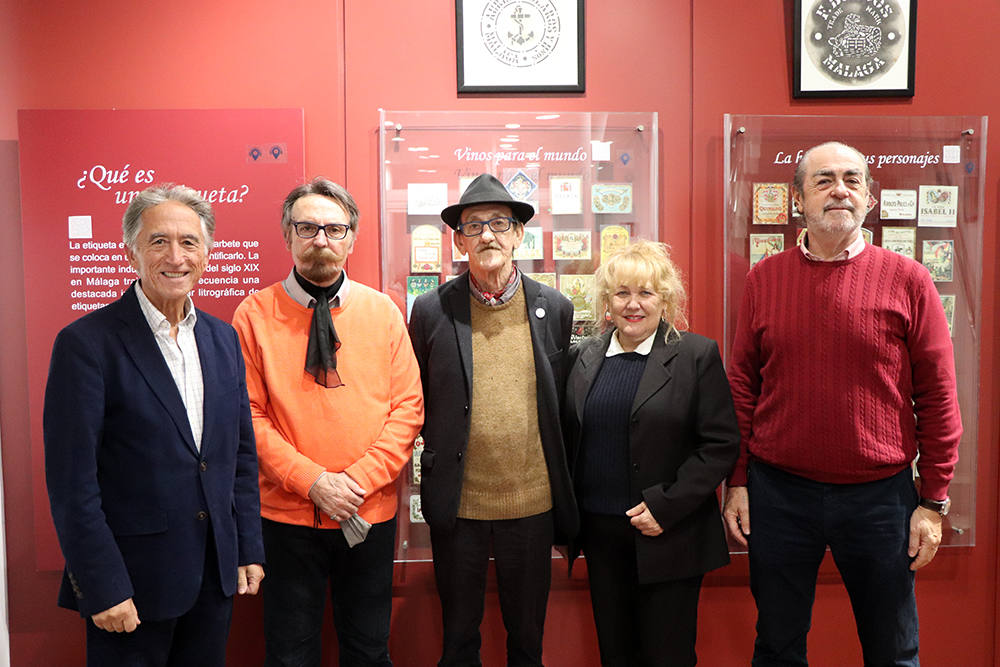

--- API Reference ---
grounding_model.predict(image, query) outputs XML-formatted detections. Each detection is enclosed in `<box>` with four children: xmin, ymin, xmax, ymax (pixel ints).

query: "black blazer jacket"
<box><xmin>408</xmin><ymin>272</ymin><xmax>579</xmax><ymax>543</ymax></box>
<box><xmin>564</xmin><ymin>323</ymin><xmax>740</xmax><ymax>583</ymax></box>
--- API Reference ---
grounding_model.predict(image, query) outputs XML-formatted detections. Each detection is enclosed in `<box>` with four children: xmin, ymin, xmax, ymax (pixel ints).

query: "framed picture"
<box><xmin>793</xmin><ymin>0</ymin><xmax>916</xmax><ymax>98</ymax></box>
<box><xmin>552</xmin><ymin>230</ymin><xmax>592</xmax><ymax>260</ymax></box>
<box><xmin>549</xmin><ymin>175</ymin><xmax>583</xmax><ymax>215</ymax></box>
<box><xmin>456</xmin><ymin>0</ymin><xmax>585</xmax><ymax>93</ymax></box>
<box><xmin>752</xmin><ymin>183</ymin><xmax>789</xmax><ymax>225</ymax></box>
<box><xmin>750</xmin><ymin>234</ymin><xmax>785</xmax><ymax>268</ymax></box>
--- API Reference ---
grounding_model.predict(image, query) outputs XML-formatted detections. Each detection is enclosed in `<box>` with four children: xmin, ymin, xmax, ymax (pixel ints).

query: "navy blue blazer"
<box><xmin>408</xmin><ymin>272</ymin><xmax>579</xmax><ymax>544</ymax></box>
<box><xmin>44</xmin><ymin>283</ymin><xmax>264</xmax><ymax>621</ymax></box>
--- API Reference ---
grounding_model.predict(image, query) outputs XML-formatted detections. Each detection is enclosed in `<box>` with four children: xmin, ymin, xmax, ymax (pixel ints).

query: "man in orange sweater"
<box><xmin>233</xmin><ymin>178</ymin><xmax>424</xmax><ymax>667</ymax></box>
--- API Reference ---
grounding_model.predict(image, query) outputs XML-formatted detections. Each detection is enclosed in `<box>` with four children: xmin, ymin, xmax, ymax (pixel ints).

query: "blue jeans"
<box><xmin>748</xmin><ymin>462</ymin><xmax>919</xmax><ymax>667</ymax></box>
<box><xmin>261</xmin><ymin>517</ymin><xmax>396</xmax><ymax>667</ymax></box>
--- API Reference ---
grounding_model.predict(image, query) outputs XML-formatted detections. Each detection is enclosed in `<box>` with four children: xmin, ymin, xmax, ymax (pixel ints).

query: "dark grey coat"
<box><xmin>408</xmin><ymin>272</ymin><xmax>579</xmax><ymax>544</ymax></box>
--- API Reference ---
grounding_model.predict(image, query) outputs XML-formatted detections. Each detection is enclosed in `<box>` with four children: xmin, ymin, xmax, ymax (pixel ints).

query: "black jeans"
<box><xmin>581</xmin><ymin>512</ymin><xmax>703</xmax><ymax>667</ymax></box>
<box><xmin>748</xmin><ymin>462</ymin><xmax>919</xmax><ymax>667</ymax></box>
<box><xmin>430</xmin><ymin>511</ymin><xmax>554</xmax><ymax>667</ymax></box>
<box><xmin>261</xmin><ymin>517</ymin><xmax>396</xmax><ymax>667</ymax></box>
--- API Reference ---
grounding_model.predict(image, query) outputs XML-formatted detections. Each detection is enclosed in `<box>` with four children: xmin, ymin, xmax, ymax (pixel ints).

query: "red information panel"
<box><xmin>18</xmin><ymin>109</ymin><xmax>304</xmax><ymax>569</ymax></box>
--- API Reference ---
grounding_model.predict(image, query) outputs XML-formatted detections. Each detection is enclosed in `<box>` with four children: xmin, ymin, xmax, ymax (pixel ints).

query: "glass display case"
<box><xmin>378</xmin><ymin>109</ymin><xmax>659</xmax><ymax>561</ymax></box>
<box><xmin>723</xmin><ymin>114</ymin><xmax>986</xmax><ymax>548</ymax></box>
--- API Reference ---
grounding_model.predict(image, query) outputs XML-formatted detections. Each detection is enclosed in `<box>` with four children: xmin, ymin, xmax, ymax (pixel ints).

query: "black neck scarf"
<box><xmin>294</xmin><ymin>268</ymin><xmax>345</xmax><ymax>388</ymax></box>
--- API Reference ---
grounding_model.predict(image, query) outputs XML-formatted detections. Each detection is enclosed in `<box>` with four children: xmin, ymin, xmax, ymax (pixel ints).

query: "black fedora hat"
<box><xmin>440</xmin><ymin>174</ymin><xmax>534</xmax><ymax>230</ymax></box>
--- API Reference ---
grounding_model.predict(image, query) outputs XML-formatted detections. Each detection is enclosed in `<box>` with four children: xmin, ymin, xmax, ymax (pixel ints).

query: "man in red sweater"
<box><xmin>723</xmin><ymin>142</ymin><xmax>962</xmax><ymax>666</ymax></box>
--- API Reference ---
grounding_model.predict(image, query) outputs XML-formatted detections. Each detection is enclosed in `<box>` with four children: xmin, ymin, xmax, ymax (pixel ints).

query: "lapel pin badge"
<box><xmin>535</xmin><ymin>307</ymin><xmax>546</xmax><ymax>319</ymax></box>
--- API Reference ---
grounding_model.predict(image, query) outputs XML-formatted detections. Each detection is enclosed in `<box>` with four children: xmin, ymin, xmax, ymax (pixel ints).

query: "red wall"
<box><xmin>2</xmin><ymin>0</ymin><xmax>997</xmax><ymax>664</ymax></box>
<box><xmin>689</xmin><ymin>3</ymin><xmax>1000</xmax><ymax>664</ymax></box>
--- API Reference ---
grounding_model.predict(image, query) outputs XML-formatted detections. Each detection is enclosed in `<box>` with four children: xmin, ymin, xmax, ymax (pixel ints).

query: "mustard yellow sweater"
<box><xmin>458</xmin><ymin>287</ymin><xmax>552</xmax><ymax>520</ymax></box>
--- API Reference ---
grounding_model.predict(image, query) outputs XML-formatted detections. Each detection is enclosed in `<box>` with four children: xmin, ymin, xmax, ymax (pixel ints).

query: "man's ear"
<box><xmin>511</xmin><ymin>223</ymin><xmax>525</xmax><ymax>250</ymax></box>
<box><xmin>453</xmin><ymin>229</ymin><xmax>468</xmax><ymax>256</ymax></box>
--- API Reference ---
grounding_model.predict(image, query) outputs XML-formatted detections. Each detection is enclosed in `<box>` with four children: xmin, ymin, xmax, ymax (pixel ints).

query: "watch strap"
<box><xmin>919</xmin><ymin>497</ymin><xmax>951</xmax><ymax>516</ymax></box>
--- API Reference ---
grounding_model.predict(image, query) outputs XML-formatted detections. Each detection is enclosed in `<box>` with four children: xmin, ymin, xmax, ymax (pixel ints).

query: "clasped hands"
<box><xmin>309</xmin><ymin>471</ymin><xmax>367</xmax><ymax>522</ymax></box>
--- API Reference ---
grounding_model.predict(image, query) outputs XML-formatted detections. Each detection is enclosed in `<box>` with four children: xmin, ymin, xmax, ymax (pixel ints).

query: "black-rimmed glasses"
<box><xmin>291</xmin><ymin>221</ymin><xmax>351</xmax><ymax>240</ymax></box>
<box><xmin>457</xmin><ymin>217</ymin><xmax>516</xmax><ymax>237</ymax></box>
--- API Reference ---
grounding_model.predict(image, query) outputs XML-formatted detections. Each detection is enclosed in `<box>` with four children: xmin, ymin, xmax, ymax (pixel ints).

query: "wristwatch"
<box><xmin>919</xmin><ymin>497</ymin><xmax>951</xmax><ymax>516</ymax></box>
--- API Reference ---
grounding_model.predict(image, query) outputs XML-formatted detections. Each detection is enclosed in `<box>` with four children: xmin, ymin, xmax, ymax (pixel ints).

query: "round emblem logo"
<box><xmin>804</xmin><ymin>0</ymin><xmax>907</xmax><ymax>85</ymax></box>
<box><xmin>480</xmin><ymin>0</ymin><xmax>561</xmax><ymax>68</ymax></box>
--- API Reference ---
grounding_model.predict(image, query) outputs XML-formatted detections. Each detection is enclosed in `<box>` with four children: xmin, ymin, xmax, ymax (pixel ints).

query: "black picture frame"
<box><xmin>456</xmin><ymin>0</ymin><xmax>585</xmax><ymax>94</ymax></box>
<box><xmin>793</xmin><ymin>0</ymin><xmax>916</xmax><ymax>98</ymax></box>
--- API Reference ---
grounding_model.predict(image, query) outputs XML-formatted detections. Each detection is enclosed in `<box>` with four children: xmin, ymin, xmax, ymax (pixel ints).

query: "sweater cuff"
<box><xmin>918</xmin><ymin>478</ymin><xmax>950</xmax><ymax>503</ymax></box>
<box><xmin>344</xmin><ymin>461</ymin><xmax>373</xmax><ymax>495</ymax></box>
<box><xmin>727</xmin><ymin>467</ymin><xmax>748</xmax><ymax>487</ymax></box>
<box><xmin>289</xmin><ymin>463</ymin><xmax>327</xmax><ymax>499</ymax></box>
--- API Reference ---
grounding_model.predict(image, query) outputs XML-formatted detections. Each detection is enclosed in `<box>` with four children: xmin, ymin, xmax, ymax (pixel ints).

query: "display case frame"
<box><xmin>723</xmin><ymin>114</ymin><xmax>986</xmax><ymax>549</ymax></box>
<box><xmin>378</xmin><ymin>109</ymin><xmax>659</xmax><ymax>561</ymax></box>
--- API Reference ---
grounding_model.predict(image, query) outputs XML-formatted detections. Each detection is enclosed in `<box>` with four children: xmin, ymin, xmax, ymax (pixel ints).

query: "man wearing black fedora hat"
<box><xmin>409</xmin><ymin>173</ymin><xmax>578</xmax><ymax>666</ymax></box>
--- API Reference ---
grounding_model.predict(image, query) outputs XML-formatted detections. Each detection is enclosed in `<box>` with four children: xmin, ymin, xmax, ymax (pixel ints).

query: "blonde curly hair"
<box><xmin>592</xmin><ymin>240</ymin><xmax>688</xmax><ymax>340</ymax></box>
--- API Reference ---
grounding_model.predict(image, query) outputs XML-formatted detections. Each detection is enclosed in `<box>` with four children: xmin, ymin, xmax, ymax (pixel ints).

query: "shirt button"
<box><xmin>200</xmin><ymin>460</ymin><xmax>208</xmax><ymax>472</ymax></box>
<box><xmin>632</xmin><ymin>463</ymin><xmax>640</xmax><ymax>472</ymax></box>
<box><xmin>196</xmin><ymin>511</ymin><xmax>208</xmax><ymax>521</ymax></box>
<box><xmin>457</xmin><ymin>451</ymin><xmax>463</xmax><ymax>461</ymax></box>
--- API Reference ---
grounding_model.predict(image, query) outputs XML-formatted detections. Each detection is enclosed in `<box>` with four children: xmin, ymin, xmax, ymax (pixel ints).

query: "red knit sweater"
<box><xmin>727</xmin><ymin>245</ymin><xmax>961</xmax><ymax>500</ymax></box>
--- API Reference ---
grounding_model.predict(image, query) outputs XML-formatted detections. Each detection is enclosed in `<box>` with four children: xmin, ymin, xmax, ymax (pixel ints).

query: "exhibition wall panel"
<box><xmin>1</xmin><ymin>0</ymin><xmax>997</xmax><ymax>664</ymax></box>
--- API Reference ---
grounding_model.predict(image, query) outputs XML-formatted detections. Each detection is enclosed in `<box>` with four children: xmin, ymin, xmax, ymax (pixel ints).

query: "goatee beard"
<box><xmin>299</xmin><ymin>248</ymin><xmax>341</xmax><ymax>284</ymax></box>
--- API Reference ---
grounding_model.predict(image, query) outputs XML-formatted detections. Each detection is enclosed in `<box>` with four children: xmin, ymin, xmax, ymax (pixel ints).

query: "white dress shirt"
<box><xmin>135</xmin><ymin>284</ymin><xmax>205</xmax><ymax>451</ymax></box>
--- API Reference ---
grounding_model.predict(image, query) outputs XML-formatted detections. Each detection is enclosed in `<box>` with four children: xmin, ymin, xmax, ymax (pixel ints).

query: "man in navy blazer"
<box><xmin>44</xmin><ymin>184</ymin><xmax>265</xmax><ymax>666</ymax></box>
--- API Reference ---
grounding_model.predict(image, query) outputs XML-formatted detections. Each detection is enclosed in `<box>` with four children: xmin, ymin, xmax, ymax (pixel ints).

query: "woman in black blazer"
<box><xmin>563</xmin><ymin>240</ymin><xmax>740</xmax><ymax>666</ymax></box>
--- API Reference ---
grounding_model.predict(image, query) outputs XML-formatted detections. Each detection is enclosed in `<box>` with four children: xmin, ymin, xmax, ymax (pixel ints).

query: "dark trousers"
<box><xmin>582</xmin><ymin>512</ymin><xmax>703</xmax><ymax>667</ymax></box>
<box><xmin>85</xmin><ymin>535</ymin><xmax>233</xmax><ymax>667</ymax></box>
<box><xmin>748</xmin><ymin>462</ymin><xmax>920</xmax><ymax>667</ymax></box>
<box><xmin>261</xmin><ymin>517</ymin><xmax>397</xmax><ymax>667</ymax></box>
<box><xmin>430</xmin><ymin>511</ymin><xmax>554</xmax><ymax>667</ymax></box>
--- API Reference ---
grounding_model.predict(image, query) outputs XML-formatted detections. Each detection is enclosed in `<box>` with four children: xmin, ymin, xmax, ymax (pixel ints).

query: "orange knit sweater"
<box><xmin>232</xmin><ymin>279</ymin><xmax>424</xmax><ymax>528</ymax></box>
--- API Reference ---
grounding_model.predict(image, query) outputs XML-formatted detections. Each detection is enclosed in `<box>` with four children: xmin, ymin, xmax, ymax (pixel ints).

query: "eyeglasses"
<box><xmin>457</xmin><ymin>217</ymin><xmax>516</xmax><ymax>237</ymax></box>
<box><xmin>291</xmin><ymin>221</ymin><xmax>351</xmax><ymax>240</ymax></box>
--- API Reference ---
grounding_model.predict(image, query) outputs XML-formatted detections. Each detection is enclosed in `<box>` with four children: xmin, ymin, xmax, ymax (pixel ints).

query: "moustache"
<box><xmin>477</xmin><ymin>244</ymin><xmax>502</xmax><ymax>252</ymax></box>
<box><xmin>823</xmin><ymin>203</ymin><xmax>856</xmax><ymax>212</ymax></box>
<box><xmin>302</xmin><ymin>246</ymin><xmax>338</xmax><ymax>260</ymax></box>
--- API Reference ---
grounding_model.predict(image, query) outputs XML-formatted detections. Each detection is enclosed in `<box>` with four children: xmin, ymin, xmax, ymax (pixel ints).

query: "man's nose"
<box><xmin>312</xmin><ymin>228</ymin><xmax>332</xmax><ymax>246</ymax></box>
<box><xmin>167</xmin><ymin>241</ymin><xmax>185</xmax><ymax>263</ymax></box>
